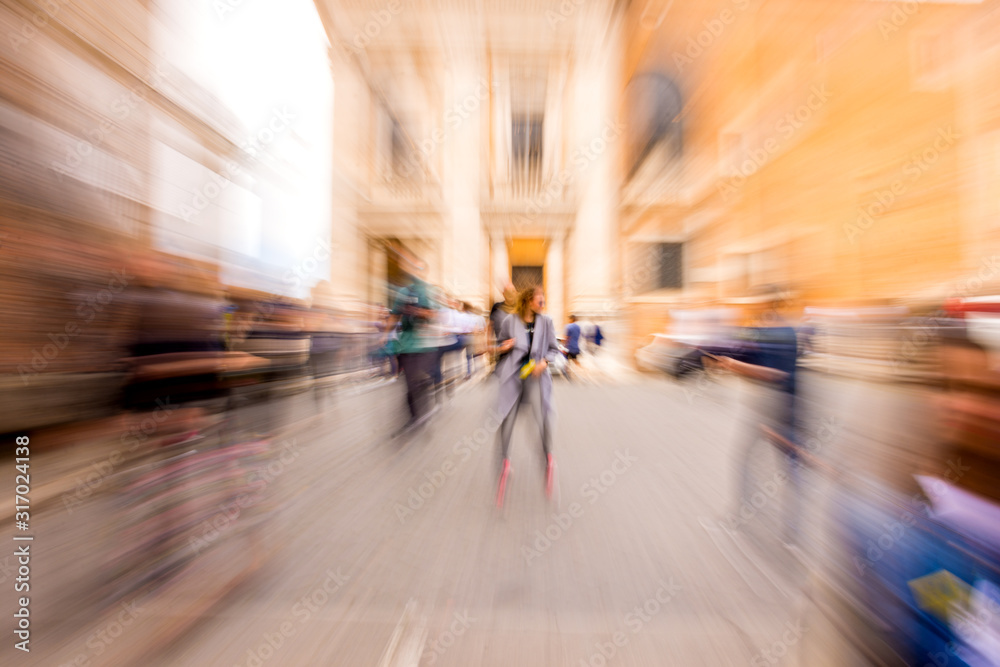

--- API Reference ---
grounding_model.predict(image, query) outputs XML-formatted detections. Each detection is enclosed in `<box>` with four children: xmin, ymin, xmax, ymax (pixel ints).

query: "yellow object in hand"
<box><xmin>519</xmin><ymin>359</ymin><xmax>535</xmax><ymax>379</ymax></box>
<box><xmin>908</xmin><ymin>570</ymin><xmax>971</xmax><ymax>623</ymax></box>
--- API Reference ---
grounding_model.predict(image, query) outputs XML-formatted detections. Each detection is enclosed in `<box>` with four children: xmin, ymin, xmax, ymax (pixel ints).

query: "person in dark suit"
<box><xmin>494</xmin><ymin>285</ymin><xmax>562</xmax><ymax>507</ymax></box>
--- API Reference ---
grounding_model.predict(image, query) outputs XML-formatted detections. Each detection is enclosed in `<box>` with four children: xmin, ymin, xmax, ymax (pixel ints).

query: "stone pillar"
<box><xmin>567</xmin><ymin>19</ymin><xmax>621</xmax><ymax>320</ymax></box>
<box><xmin>442</xmin><ymin>59</ymin><xmax>488</xmax><ymax>307</ymax></box>
<box><xmin>368</xmin><ymin>239</ymin><xmax>388</xmax><ymax>307</ymax></box>
<box><xmin>328</xmin><ymin>175</ymin><xmax>365</xmax><ymax>306</ymax></box>
<box><xmin>327</xmin><ymin>44</ymin><xmax>367</xmax><ymax>309</ymax></box>
<box><xmin>491</xmin><ymin>230</ymin><xmax>510</xmax><ymax>297</ymax></box>
<box><xmin>546</xmin><ymin>232</ymin><xmax>566</xmax><ymax>332</ymax></box>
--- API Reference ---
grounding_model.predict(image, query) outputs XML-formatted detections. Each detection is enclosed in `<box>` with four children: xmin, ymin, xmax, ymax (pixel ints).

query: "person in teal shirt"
<box><xmin>388</xmin><ymin>262</ymin><xmax>439</xmax><ymax>432</ymax></box>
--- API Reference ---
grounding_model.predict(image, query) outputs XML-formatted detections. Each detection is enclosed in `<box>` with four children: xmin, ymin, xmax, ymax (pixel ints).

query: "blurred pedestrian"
<box><xmin>564</xmin><ymin>314</ymin><xmax>582</xmax><ymax>364</ymax></box>
<box><xmin>935</xmin><ymin>328</ymin><xmax>1000</xmax><ymax>508</ymax></box>
<box><xmin>563</xmin><ymin>314</ymin><xmax>582</xmax><ymax>381</ymax></box>
<box><xmin>837</xmin><ymin>325</ymin><xmax>1000</xmax><ymax>664</ymax></box>
<box><xmin>488</xmin><ymin>281</ymin><xmax>518</xmax><ymax>371</ymax></box>
<box><xmin>373</xmin><ymin>306</ymin><xmax>398</xmax><ymax>378</ymax></box>
<box><xmin>386</xmin><ymin>258</ymin><xmax>439</xmax><ymax>434</ymax></box>
<box><xmin>707</xmin><ymin>286</ymin><xmax>804</xmax><ymax>546</ymax></box>
<box><xmin>433</xmin><ymin>294</ymin><xmax>466</xmax><ymax>398</ymax></box>
<box><xmin>589</xmin><ymin>320</ymin><xmax>605</xmax><ymax>352</ymax></box>
<box><xmin>494</xmin><ymin>285</ymin><xmax>562</xmax><ymax>507</ymax></box>
<box><xmin>461</xmin><ymin>302</ymin><xmax>483</xmax><ymax>379</ymax></box>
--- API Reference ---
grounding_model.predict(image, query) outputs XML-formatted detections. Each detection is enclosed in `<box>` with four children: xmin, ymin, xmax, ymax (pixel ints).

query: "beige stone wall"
<box><xmin>620</xmin><ymin>0</ymin><xmax>1000</xmax><ymax>356</ymax></box>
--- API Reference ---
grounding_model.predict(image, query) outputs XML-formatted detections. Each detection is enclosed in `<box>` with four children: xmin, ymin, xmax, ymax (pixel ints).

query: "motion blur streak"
<box><xmin>3</xmin><ymin>0</ymin><xmax>1000</xmax><ymax>665</ymax></box>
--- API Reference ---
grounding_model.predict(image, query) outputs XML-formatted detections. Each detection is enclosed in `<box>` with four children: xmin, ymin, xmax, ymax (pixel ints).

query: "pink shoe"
<box><xmin>496</xmin><ymin>458</ymin><xmax>511</xmax><ymax>508</ymax></box>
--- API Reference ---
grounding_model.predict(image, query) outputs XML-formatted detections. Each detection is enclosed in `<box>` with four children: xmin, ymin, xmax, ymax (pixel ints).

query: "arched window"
<box><xmin>624</xmin><ymin>72</ymin><xmax>684</xmax><ymax>180</ymax></box>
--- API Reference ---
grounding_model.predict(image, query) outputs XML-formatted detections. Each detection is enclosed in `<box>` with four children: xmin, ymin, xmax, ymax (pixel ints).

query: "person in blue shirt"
<box><xmin>564</xmin><ymin>314</ymin><xmax>582</xmax><ymax>362</ymax></box>
<box><xmin>708</xmin><ymin>287</ymin><xmax>803</xmax><ymax>545</ymax></box>
<box><xmin>591</xmin><ymin>322</ymin><xmax>604</xmax><ymax>350</ymax></box>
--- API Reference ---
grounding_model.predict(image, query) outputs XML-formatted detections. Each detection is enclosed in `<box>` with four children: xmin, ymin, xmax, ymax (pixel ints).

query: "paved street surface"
<box><xmin>10</xmin><ymin>364</ymin><xmax>939</xmax><ymax>666</ymax></box>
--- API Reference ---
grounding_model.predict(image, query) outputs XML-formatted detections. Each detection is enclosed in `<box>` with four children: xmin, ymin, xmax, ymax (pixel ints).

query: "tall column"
<box><xmin>442</xmin><ymin>57</ymin><xmax>487</xmax><ymax>308</ymax></box>
<box><xmin>368</xmin><ymin>240</ymin><xmax>388</xmax><ymax>307</ymax></box>
<box><xmin>325</xmin><ymin>45</ymin><xmax>370</xmax><ymax>310</ymax></box>
<box><xmin>567</xmin><ymin>15</ymin><xmax>621</xmax><ymax>320</ymax></box>
<box><xmin>491</xmin><ymin>230</ymin><xmax>510</xmax><ymax>294</ymax></box>
<box><xmin>546</xmin><ymin>232</ymin><xmax>566</xmax><ymax>332</ymax></box>
<box><xmin>328</xmin><ymin>174</ymin><xmax>365</xmax><ymax>306</ymax></box>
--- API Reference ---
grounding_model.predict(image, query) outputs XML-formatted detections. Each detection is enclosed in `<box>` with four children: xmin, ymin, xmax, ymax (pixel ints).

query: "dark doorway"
<box><xmin>511</xmin><ymin>266</ymin><xmax>543</xmax><ymax>291</ymax></box>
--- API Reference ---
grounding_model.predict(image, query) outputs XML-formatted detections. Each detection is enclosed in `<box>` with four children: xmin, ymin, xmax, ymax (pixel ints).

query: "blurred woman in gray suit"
<box><xmin>494</xmin><ymin>284</ymin><xmax>562</xmax><ymax>507</ymax></box>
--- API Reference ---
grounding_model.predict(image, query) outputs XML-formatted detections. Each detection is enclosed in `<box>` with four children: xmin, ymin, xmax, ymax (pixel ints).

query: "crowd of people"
<box><xmin>11</xmin><ymin>229</ymin><xmax>1000</xmax><ymax>664</ymax></box>
<box><xmin>382</xmin><ymin>259</ymin><xmax>618</xmax><ymax>509</ymax></box>
<box><xmin>377</xmin><ymin>258</ymin><xmax>487</xmax><ymax>434</ymax></box>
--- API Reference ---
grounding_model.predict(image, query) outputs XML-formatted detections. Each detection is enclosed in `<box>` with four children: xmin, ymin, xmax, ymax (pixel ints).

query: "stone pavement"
<box><xmin>7</xmin><ymin>368</ymin><xmax>936</xmax><ymax>666</ymax></box>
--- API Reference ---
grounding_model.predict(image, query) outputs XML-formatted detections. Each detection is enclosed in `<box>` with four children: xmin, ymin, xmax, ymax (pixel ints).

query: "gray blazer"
<box><xmin>495</xmin><ymin>312</ymin><xmax>561</xmax><ymax>419</ymax></box>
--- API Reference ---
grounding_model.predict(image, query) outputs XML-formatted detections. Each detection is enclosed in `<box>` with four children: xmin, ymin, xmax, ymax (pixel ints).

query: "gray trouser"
<box><xmin>398</xmin><ymin>351</ymin><xmax>435</xmax><ymax>421</ymax></box>
<box><xmin>498</xmin><ymin>378</ymin><xmax>551</xmax><ymax>460</ymax></box>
